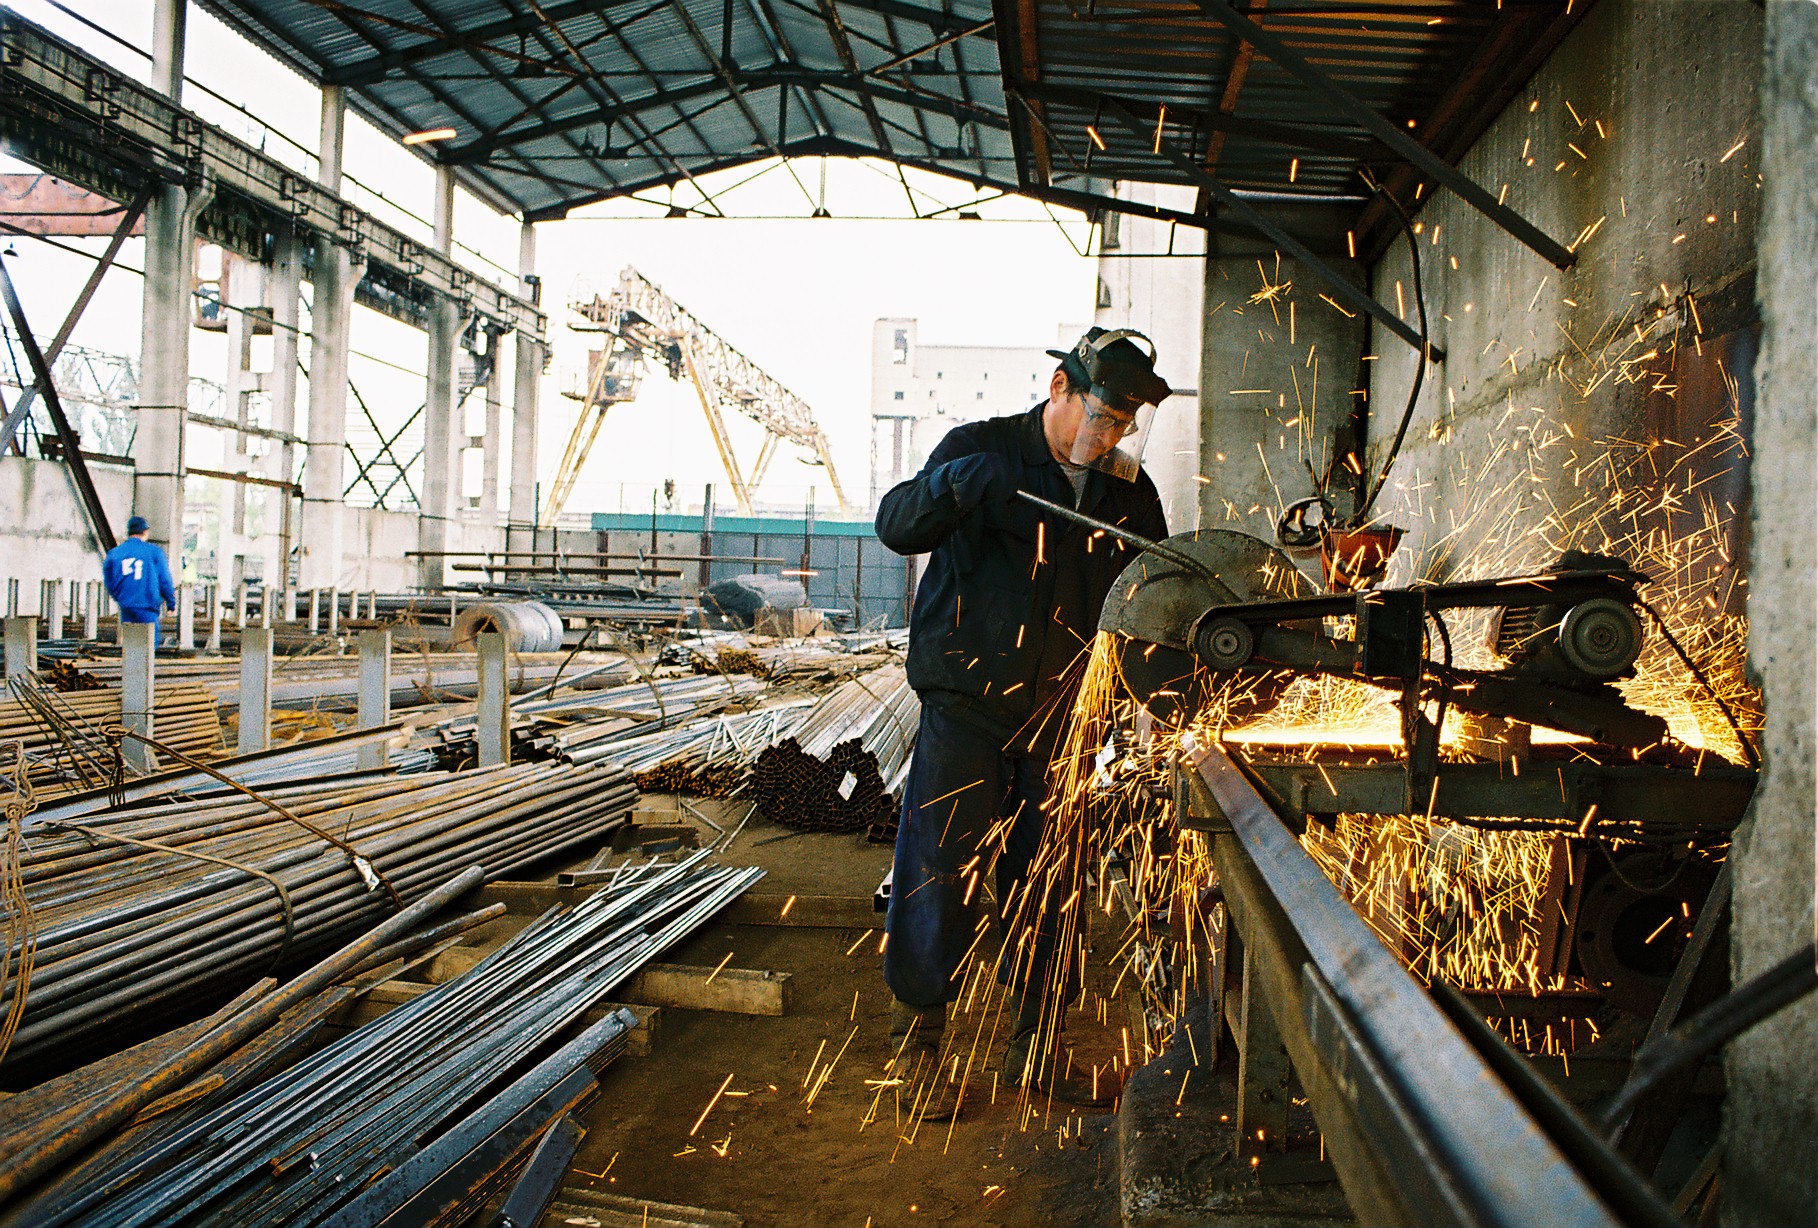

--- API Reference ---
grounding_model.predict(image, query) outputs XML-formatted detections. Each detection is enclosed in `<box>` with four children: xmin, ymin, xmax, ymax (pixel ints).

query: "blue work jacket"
<box><xmin>104</xmin><ymin>537</ymin><xmax>176</xmax><ymax>615</ymax></box>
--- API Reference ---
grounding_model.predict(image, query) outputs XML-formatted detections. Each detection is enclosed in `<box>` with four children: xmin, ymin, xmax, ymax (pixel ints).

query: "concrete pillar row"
<box><xmin>299</xmin><ymin>84</ymin><xmax>361</xmax><ymax>593</ymax></box>
<box><xmin>480</xmin><ymin>330</ymin><xmax>504</xmax><ymax>524</ymax></box>
<box><xmin>134</xmin><ymin>178</ymin><xmax>212</xmax><ymax>563</ymax></box>
<box><xmin>509</xmin><ymin>221</ymin><xmax>542</xmax><ymax>528</ymax></box>
<box><xmin>266</xmin><ymin>229</ymin><xmax>303</xmax><ymax>605</ymax></box>
<box><xmin>418</xmin><ymin>166</ymin><xmax>463</xmax><ymax>592</ymax></box>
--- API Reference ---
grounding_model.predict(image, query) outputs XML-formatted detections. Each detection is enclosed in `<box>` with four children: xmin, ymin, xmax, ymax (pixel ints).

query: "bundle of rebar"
<box><xmin>0</xmin><ymin>760</ymin><xmax>640</xmax><ymax>1073</ymax></box>
<box><xmin>747</xmin><ymin>664</ymin><xmax>918</xmax><ymax>836</ymax></box>
<box><xmin>2</xmin><ymin>853</ymin><xmax>761</xmax><ymax>1228</ymax></box>
<box><xmin>707</xmin><ymin>641</ymin><xmax>884</xmax><ymax>680</ymax></box>
<box><xmin>506</xmin><ymin>673</ymin><xmax>769</xmax><ymax>767</ymax></box>
<box><xmin>0</xmin><ymin>680</ymin><xmax>222</xmax><ymax>794</ymax></box>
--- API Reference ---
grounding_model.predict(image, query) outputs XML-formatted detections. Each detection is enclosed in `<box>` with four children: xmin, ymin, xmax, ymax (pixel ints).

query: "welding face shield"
<box><xmin>1046</xmin><ymin>328</ymin><xmax>1172</xmax><ymax>481</ymax></box>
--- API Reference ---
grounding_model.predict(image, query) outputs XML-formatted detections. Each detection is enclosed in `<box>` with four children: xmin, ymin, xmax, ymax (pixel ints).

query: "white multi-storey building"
<box><xmin>868</xmin><ymin>319</ymin><xmax>1087</xmax><ymax>506</ymax></box>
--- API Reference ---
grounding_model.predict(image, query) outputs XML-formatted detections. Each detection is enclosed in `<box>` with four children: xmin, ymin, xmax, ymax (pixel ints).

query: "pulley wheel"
<box><xmin>1558</xmin><ymin>597</ymin><xmax>1643</xmax><ymax>679</ymax></box>
<box><xmin>1196</xmin><ymin>616</ymin><xmax>1256</xmax><ymax>669</ymax></box>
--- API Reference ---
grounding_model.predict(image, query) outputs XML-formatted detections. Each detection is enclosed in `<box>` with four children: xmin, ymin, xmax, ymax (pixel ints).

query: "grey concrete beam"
<box><xmin>237</xmin><ymin>625</ymin><xmax>273</xmax><ymax>754</ymax></box>
<box><xmin>510</xmin><ymin>221</ymin><xmax>543</xmax><ymax>527</ymax></box>
<box><xmin>3</xmin><ymin>616</ymin><xmax>36</xmax><ymax>679</ymax></box>
<box><xmin>357</xmin><ymin>628</ymin><xmax>391</xmax><ymax>770</ymax></box>
<box><xmin>119</xmin><ymin>621</ymin><xmax>155</xmax><ymax>773</ymax></box>
<box><xmin>475</xmin><ymin>631</ymin><xmax>510</xmax><ymax>767</ymax></box>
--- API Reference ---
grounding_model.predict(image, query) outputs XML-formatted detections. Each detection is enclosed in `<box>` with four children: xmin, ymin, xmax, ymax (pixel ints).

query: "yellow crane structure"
<box><xmin>542</xmin><ymin>266</ymin><xmax>852</xmax><ymax>525</ymax></box>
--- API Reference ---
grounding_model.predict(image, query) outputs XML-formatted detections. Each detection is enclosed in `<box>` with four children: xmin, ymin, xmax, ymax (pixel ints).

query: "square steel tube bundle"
<box><xmin>1180</xmin><ymin>736</ymin><xmax>1631</xmax><ymax>1228</ymax></box>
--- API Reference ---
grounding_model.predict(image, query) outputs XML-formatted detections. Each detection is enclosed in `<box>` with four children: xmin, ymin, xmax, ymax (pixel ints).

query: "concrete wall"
<box><xmin>1199</xmin><ymin>246</ymin><xmax>1368</xmax><ymax>548</ymax></box>
<box><xmin>1730</xmin><ymin>3</ymin><xmax>1818</xmax><ymax>1222</ymax></box>
<box><xmin>338</xmin><ymin>508</ymin><xmax>506</xmax><ymax>592</ymax></box>
<box><xmin>0</xmin><ymin>455</ymin><xmax>134</xmax><ymax>597</ymax></box>
<box><xmin>1365</xmin><ymin>0</ymin><xmax>1762</xmax><ymax>594</ymax></box>
<box><xmin>1096</xmin><ymin>183</ymin><xmax>1207</xmax><ymax>533</ymax></box>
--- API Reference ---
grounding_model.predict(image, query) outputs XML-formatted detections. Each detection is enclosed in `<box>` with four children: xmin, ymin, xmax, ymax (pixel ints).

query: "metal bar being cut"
<box><xmin>1181</xmin><ymin>735</ymin><xmax>1621</xmax><ymax>1227</ymax></box>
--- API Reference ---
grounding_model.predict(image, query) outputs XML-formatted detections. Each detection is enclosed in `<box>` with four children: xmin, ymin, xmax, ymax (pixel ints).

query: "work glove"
<box><xmin>933</xmin><ymin>452</ymin><xmax>1019</xmax><ymax>512</ymax></box>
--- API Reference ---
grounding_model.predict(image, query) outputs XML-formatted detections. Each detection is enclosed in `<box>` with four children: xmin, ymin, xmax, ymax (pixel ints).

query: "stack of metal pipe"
<box><xmin>604</xmin><ymin>700</ymin><xmax>816</xmax><ymax>794</ymax></box>
<box><xmin>746</xmin><ymin>663</ymin><xmax>919</xmax><ymax>836</ymax></box>
<box><xmin>51</xmin><ymin>651</ymin><xmax>632</xmax><ymax>713</ymax></box>
<box><xmin>2</xmin><ymin>853</ymin><xmax>760</xmax><ymax>1228</ymax></box>
<box><xmin>0</xmin><ymin>760</ymin><xmax>639</xmax><ymax>1073</ymax></box>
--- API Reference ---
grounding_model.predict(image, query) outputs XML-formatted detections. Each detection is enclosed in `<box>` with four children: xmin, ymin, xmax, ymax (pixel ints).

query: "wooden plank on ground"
<box><xmin>544</xmin><ymin>1189</ymin><xmax>744</xmax><ymax>1228</ymax></box>
<box><xmin>620</xmin><ymin>963</ymin><xmax>790</xmax><ymax>1016</ymax></box>
<box><xmin>714</xmin><ymin>892</ymin><xmax>878</xmax><ymax>929</ymax></box>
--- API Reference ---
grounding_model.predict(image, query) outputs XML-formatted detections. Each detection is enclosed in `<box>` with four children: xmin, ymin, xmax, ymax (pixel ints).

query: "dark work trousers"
<box><xmin>883</xmin><ymin>701</ymin><xmax>1057</xmax><ymax>1009</ymax></box>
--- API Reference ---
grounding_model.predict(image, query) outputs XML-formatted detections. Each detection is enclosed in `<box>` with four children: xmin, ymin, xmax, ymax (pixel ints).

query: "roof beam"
<box><xmin>1057</xmin><ymin>88</ymin><xmax>1442</xmax><ymax>360</ymax></box>
<box><xmin>1192</xmin><ymin>0</ymin><xmax>1576</xmax><ymax>269</ymax></box>
<box><xmin>444</xmin><ymin>67</ymin><xmax>1007</xmax><ymax>164</ymax></box>
<box><xmin>323</xmin><ymin>0</ymin><xmax>977</xmax><ymax>85</ymax></box>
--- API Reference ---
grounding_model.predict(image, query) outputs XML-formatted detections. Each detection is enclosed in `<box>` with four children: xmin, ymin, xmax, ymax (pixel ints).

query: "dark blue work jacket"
<box><xmin>875</xmin><ymin>402</ymin><xmax>1167</xmax><ymax>754</ymax></box>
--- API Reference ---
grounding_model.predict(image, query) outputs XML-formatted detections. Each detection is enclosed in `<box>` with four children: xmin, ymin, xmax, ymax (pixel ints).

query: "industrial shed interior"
<box><xmin>0</xmin><ymin>1</ymin><xmax>1812</xmax><ymax>1226</ymax></box>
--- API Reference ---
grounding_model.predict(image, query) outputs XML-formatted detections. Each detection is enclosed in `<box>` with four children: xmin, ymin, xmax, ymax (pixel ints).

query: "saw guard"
<box><xmin>1100</xmin><ymin>530</ymin><xmax>1316</xmax><ymax>725</ymax></box>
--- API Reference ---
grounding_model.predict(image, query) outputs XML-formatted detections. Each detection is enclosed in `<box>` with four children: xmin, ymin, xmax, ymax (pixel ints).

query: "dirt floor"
<box><xmin>524</xmin><ymin>798</ymin><xmax>1128</xmax><ymax>1228</ymax></box>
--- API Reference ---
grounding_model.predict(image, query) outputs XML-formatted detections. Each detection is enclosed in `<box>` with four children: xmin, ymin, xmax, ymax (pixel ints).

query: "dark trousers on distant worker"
<box><xmin>882</xmin><ymin>702</ymin><xmax>1060</xmax><ymax>1016</ymax></box>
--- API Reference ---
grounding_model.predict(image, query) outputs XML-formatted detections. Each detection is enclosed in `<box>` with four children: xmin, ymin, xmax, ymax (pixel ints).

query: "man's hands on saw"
<box><xmin>934</xmin><ymin>453</ymin><xmax>1042</xmax><ymax>538</ymax></box>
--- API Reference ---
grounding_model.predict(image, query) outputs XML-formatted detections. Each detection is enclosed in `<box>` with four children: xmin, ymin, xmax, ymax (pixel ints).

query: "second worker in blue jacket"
<box><xmin>103</xmin><ymin>515</ymin><xmax>177</xmax><ymax>626</ymax></box>
<box><xmin>874</xmin><ymin>327</ymin><xmax>1172</xmax><ymax>1119</ymax></box>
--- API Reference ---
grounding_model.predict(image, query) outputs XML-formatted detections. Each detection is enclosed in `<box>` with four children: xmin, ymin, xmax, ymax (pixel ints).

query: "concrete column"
<box><xmin>1728</xmin><ymin>2</ymin><xmax>1818</xmax><ymax>1220</ymax></box>
<box><xmin>237</xmin><ymin>625</ymin><xmax>272</xmax><ymax>754</ymax></box>
<box><xmin>135</xmin><ymin>183</ymin><xmax>196</xmax><ymax>563</ymax></box>
<box><xmin>176</xmin><ymin>582</ymin><xmax>194</xmax><ymax>649</ymax></box>
<box><xmin>119</xmin><ymin>621</ymin><xmax>155</xmax><ymax>773</ymax></box>
<box><xmin>298</xmin><ymin>85</ymin><xmax>362</xmax><ymax>591</ymax></box>
<box><xmin>151</xmin><ymin>0</ymin><xmax>186</xmax><ymax>99</ymax></box>
<box><xmin>268</xmin><ymin>229</ymin><xmax>303</xmax><ymax>608</ymax></box>
<box><xmin>1198</xmin><ymin>248</ymin><xmax>1368</xmax><ymax>543</ymax></box>
<box><xmin>480</xmin><ymin>332</ymin><xmax>504</xmax><ymax>523</ymax></box>
<box><xmin>308</xmin><ymin>587</ymin><xmax>321</xmax><ymax>633</ymax></box>
<box><xmin>328</xmin><ymin>586</ymin><xmax>340</xmax><ymax>634</ymax></box>
<box><xmin>509</xmin><ymin>221</ymin><xmax>542</xmax><ymax>527</ymax></box>
<box><xmin>4</xmin><ymin>578</ymin><xmax>16</xmax><ymax>615</ymax></box>
<box><xmin>475</xmin><ymin>630</ymin><xmax>509</xmax><ymax>767</ymax></box>
<box><xmin>83</xmin><ymin>581</ymin><xmax>99</xmax><ymax>639</ymax></box>
<box><xmin>41</xmin><ymin>580</ymin><xmax>62</xmax><ymax>640</ymax></box>
<box><xmin>418</xmin><ymin>165</ymin><xmax>462</xmax><ymax>591</ymax></box>
<box><xmin>3</xmin><ymin>616</ymin><xmax>36</xmax><ymax>679</ymax></box>
<box><xmin>357</xmin><ymin>628</ymin><xmax>391</xmax><ymax>769</ymax></box>
<box><xmin>206</xmin><ymin>582</ymin><xmax>222</xmax><ymax>652</ymax></box>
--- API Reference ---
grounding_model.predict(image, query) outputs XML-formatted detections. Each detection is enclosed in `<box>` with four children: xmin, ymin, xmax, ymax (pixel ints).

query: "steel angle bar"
<box><xmin>1079</xmin><ymin>92</ymin><xmax>1442</xmax><ymax>362</ymax></box>
<box><xmin>492</xmin><ymin>1114</ymin><xmax>586</xmax><ymax>1228</ymax></box>
<box><xmin>1180</xmin><ymin>736</ymin><xmax>1618</xmax><ymax>1228</ymax></box>
<box><xmin>1190</xmin><ymin>0</ymin><xmax>1577</xmax><ymax>271</ymax></box>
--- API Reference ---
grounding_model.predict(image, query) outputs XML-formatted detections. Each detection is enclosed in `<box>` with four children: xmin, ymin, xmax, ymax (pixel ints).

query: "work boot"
<box><xmin>1002</xmin><ymin>1015</ymin><xmax>1122</xmax><ymax>1110</ymax></box>
<box><xmin>887</xmin><ymin>999</ymin><xmax>962</xmax><ymax>1123</ymax></box>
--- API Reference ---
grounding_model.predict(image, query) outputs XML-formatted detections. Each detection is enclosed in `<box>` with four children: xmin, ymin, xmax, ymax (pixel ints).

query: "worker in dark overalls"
<box><xmin>874</xmin><ymin>328</ymin><xmax>1172</xmax><ymax>1119</ymax></box>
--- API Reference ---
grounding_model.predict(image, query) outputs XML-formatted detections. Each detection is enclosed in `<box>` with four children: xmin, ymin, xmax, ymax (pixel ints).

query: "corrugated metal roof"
<box><xmin>198</xmin><ymin>0</ymin><xmax>1584</xmax><ymax>250</ymax></box>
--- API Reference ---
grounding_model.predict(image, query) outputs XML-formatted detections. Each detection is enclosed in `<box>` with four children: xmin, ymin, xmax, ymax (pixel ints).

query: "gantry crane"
<box><xmin>542</xmin><ymin>266</ymin><xmax>852</xmax><ymax>525</ymax></box>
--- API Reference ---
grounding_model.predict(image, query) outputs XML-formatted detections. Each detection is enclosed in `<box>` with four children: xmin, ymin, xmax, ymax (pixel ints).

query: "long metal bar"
<box><xmin>1183</xmin><ymin>736</ymin><xmax>1619</xmax><ymax>1228</ymax></box>
<box><xmin>1191</xmin><ymin>0</ymin><xmax>1576</xmax><ymax>270</ymax></box>
<box><xmin>0</xmin><ymin>183</ymin><xmax>152</xmax><ymax>454</ymax></box>
<box><xmin>0</xmin><ymin>251</ymin><xmax>116</xmax><ymax>550</ymax></box>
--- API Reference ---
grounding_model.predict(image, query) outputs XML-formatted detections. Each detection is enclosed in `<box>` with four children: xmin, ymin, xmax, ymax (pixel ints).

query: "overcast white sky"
<box><xmin>4</xmin><ymin>0</ymin><xmax>1102</xmax><ymax>518</ymax></box>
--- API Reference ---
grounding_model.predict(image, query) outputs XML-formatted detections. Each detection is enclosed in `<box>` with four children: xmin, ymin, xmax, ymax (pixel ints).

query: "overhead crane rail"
<box><xmin>544</xmin><ymin>265</ymin><xmax>851</xmax><ymax>523</ymax></box>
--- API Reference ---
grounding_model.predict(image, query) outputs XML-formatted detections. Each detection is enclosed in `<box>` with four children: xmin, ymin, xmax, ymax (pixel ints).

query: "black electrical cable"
<box><xmin>1350</xmin><ymin>176</ymin><xmax>1432</xmax><ymax>528</ymax></box>
<box><xmin>1600</xmin><ymin>941</ymin><xmax>1817</xmax><ymax>1131</ymax></box>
